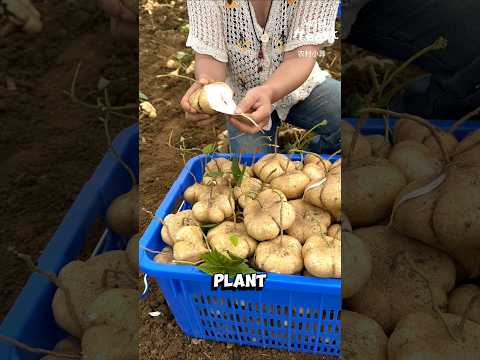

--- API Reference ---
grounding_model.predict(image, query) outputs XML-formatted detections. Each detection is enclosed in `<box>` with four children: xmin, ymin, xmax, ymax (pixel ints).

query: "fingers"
<box><xmin>181</xmin><ymin>82</ymin><xmax>202</xmax><ymax>114</ymax></box>
<box><xmin>235</xmin><ymin>92</ymin><xmax>257</xmax><ymax>114</ymax></box>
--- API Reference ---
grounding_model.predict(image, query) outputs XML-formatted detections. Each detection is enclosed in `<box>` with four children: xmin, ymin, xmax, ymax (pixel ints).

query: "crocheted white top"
<box><xmin>186</xmin><ymin>0</ymin><xmax>338</xmax><ymax>124</ymax></box>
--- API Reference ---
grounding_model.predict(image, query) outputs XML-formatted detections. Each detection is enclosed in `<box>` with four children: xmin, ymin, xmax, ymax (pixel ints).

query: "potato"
<box><xmin>126</xmin><ymin>233</ymin><xmax>140</xmax><ymax>272</ymax></box>
<box><xmin>82</xmin><ymin>289</ymin><xmax>138</xmax><ymax>360</ymax></box>
<box><xmin>40</xmin><ymin>337</ymin><xmax>81</xmax><ymax>360</ymax></box>
<box><xmin>243</xmin><ymin>189</ymin><xmax>296</xmax><ymax>241</ymax></box>
<box><xmin>82</xmin><ymin>325</ymin><xmax>137</xmax><ymax>360</ymax></box>
<box><xmin>394</xmin><ymin>118</ymin><xmax>458</xmax><ymax>158</ymax></box>
<box><xmin>453</xmin><ymin>129</ymin><xmax>480</xmax><ymax>165</ymax></box>
<box><xmin>304</xmin><ymin>161</ymin><xmax>341</xmax><ymax>221</ymax></box>
<box><xmin>366</xmin><ymin>134</ymin><xmax>391</xmax><ymax>158</ymax></box>
<box><xmin>342</xmin><ymin>311</ymin><xmax>388</xmax><ymax>360</ymax></box>
<box><xmin>388</xmin><ymin>312</ymin><xmax>480</xmax><ymax>359</ymax></box>
<box><xmin>3</xmin><ymin>0</ymin><xmax>43</xmax><ymax>34</ymax></box>
<box><xmin>343</xmin><ymin>158</ymin><xmax>406</xmax><ymax>227</ymax></box>
<box><xmin>172</xmin><ymin>225</ymin><xmax>208</xmax><ymax>262</ymax></box>
<box><xmin>327</xmin><ymin>224</ymin><xmax>341</xmax><ymax>240</ymax></box>
<box><xmin>392</xmin><ymin>159</ymin><xmax>480</xmax><ymax>277</ymax></box>
<box><xmin>342</xmin><ymin>231</ymin><xmax>372</xmax><ymax>299</ymax></box>
<box><xmin>270</xmin><ymin>170</ymin><xmax>311</xmax><ymax>199</ymax></box>
<box><xmin>153</xmin><ymin>246</ymin><xmax>174</xmax><ymax>264</ymax></box>
<box><xmin>234</xmin><ymin>176</ymin><xmax>263</xmax><ymax>208</ymax></box>
<box><xmin>302</xmin><ymin>154</ymin><xmax>331</xmax><ymax>180</ymax></box>
<box><xmin>252</xmin><ymin>154</ymin><xmax>295</xmax><ymax>183</ymax></box>
<box><xmin>160</xmin><ymin>210</ymin><xmax>197</xmax><ymax>247</ymax></box>
<box><xmin>85</xmin><ymin>288</ymin><xmax>137</xmax><ymax>334</ymax></box>
<box><xmin>106</xmin><ymin>186</ymin><xmax>139</xmax><ymax>238</ymax></box>
<box><xmin>255</xmin><ymin>235</ymin><xmax>303</xmax><ymax>274</ymax></box>
<box><xmin>184</xmin><ymin>183</ymin><xmax>235</xmax><ymax>223</ymax></box>
<box><xmin>203</xmin><ymin>158</ymin><xmax>234</xmax><ymax>186</ymax></box>
<box><xmin>52</xmin><ymin>251</ymin><xmax>135</xmax><ymax>337</ymax></box>
<box><xmin>448</xmin><ymin>284</ymin><xmax>480</xmax><ymax>325</ymax></box>
<box><xmin>286</xmin><ymin>199</ymin><xmax>331</xmax><ymax>244</ymax></box>
<box><xmin>189</xmin><ymin>82</ymin><xmax>235</xmax><ymax>115</ymax></box>
<box><xmin>207</xmin><ymin>221</ymin><xmax>257</xmax><ymax>258</ymax></box>
<box><xmin>302</xmin><ymin>235</ymin><xmax>340</xmax><ymax>278</ymax></box>
<box><xmin>388</xmin><ymin>140</ymin><xmax>443</xmax><ymax>183</ymax></box>
<box><xmin>342</xmin><ymin>121</ymin><xmax>372</xmax><ymax>160</ymax></box>
<box><xmin>345</xmin><ymin>226</ymin><xmax>456</xmax><ymax>333</ymax></box>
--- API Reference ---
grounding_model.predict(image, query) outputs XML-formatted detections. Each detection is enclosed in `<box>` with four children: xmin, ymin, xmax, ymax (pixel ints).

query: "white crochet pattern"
<box><xmin>186</xmin><ymin>0</ymin><xmax>338</xmax><ymax>123</ymax></box>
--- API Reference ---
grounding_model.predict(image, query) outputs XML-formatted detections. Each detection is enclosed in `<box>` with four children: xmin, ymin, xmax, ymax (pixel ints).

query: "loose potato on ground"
<box><xmin>388</xmin><ymin>140</ymin><xmax>443</xmax><ymax>183</ymax></box>
<box><xmin>342</xmin><ymin>311</ymin><xmax>388</xmax><ymax>360</ymax></box>
<box><xmin>243</xmin><ymin>188</ymin><xmax>296</xmax><ymax>241</ymax></box>
<box><xmin>252</xmin><ymin>153</ymin><xmax>295</xmax><ymax>183</ymax></box>
<box><xmin>52</xmin><ymin>250</ymin><xmax>135</xmax><ymax>337</ymax></box>
<box><xmin>448</xmin><ymin>284</ymin><xmax>480</xmax><ymax>325</ymax></box>
<box><xmin>388</xmin><ymin>312</ymin><xmax>480</xmax><ymax>360</ymax></box>
<box><xmin>106</xmin><ymin>186</ymin><xmax>139</xmax><ymax>238</ymax></box>
<box><xmin>302</xmin><ymin>234</ymin><xmax>340</xmax><ymax>278</ymax></box>
<box><xmin>304</xmin><ymin>161</ymin><xmax>341</xmax><ymax>221</ymax></box>
<box><xmin>207</xmin><ymin>221</ymin><xmax>257</xmax><ymax>258</ymax></box>
<box><xmin>255</xmin><ymin>235</ymin><xmax>303</xmax><ymax>274</ymax></box>
<box><xmin>40</xmin><ymin>337</ymin><xmax>81</xmax><ymax>360</ymax></box>
<box><xmin>343</xmin><ymin>158</ymin><xmax>406</xmax><ymax>227</ymax></box>
<box><xmin>184</xmin><ymin>183</ymin><xmax>235</xmax><ymax>223</ymax></box>
<box><xmin>342</xmin><ymin>231</ymin><xmax>372</xmax><ymax>299</ymax></box>
<box><xmin>286</xmin><ymin>199</ymin><xmax>331</xmax><ymax>244</ymax></box>
<box><xmin>345</xmin><ymin>226</ymin><xmax>456</xmax><ymax>333</ymax></box>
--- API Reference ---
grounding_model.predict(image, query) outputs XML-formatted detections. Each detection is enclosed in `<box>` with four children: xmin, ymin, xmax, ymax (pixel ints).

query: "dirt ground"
<box><xmin>0</xmin><ymin>0</ymin><xmax>137</xmax><ymax>320</ymax></box>
<box><xmin>138</xmin><ymin>1</ymin><xmax>340</xmax><ymax>359</ymax></box>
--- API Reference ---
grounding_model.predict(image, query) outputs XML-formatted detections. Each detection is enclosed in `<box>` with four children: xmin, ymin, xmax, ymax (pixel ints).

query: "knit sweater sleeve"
<box><xmin>285</xmin><ymin>0</ymin><xmax>338</xmax><ymax>52</ymax></box>
<box><xmin>185</xmin><ymin>0</ymin><xmax>228</xmax><ymax>62</ymax></box>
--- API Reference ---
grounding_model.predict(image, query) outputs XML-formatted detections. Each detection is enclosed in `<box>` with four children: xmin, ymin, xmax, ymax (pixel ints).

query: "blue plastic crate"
<box><xmin>139</xmin><ymin>153</ymin><xmax>342</xmax><ymax>356</ymax></box>
<box><xmin>0</xmin><ymin>124</ymin><xmax>139</xmax><ymax>360</ymax></box>
<box><xmin>344</xmin><ymin>117</ymin><xmax>479</xmax><ymax>140</ymax></box>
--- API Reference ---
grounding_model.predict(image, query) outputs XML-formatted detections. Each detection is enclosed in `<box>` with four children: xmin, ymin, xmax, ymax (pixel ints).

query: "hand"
<box><xmin>180</xmin><ymin>76</ymin><xmax>216</xmax><ymax>127</ymax></box>
<box><xmin>229</xmin><ymin>85</ymin><xmax>274</xmax><ymax>134</ymax></box>
<box><xmin>98</xmin><ymin>0</ymin><xmax>137</xmax><ymax>41</ymax></box>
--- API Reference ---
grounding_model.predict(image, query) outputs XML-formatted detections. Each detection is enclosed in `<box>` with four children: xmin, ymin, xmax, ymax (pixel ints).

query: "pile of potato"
<box><xmin>42</xmin><ymin>236</ymin><xmax>139</xmax><ymax>360</ymax></box>
<box><xmin>341</xmin><ymin>119</ymin><xmax>480</xmax><ymax>359</ymax></box>
<box><xmin>156</xmin><ymin>153</ymin><xmax>342</xmax><ymax>279</ymax></box>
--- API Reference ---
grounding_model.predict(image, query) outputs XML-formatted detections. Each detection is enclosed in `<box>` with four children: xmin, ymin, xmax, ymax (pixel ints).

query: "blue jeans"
<box><xmin>228</xmin><ymin>77</ymin><xmax>341</xmax><ymax>154</ymax></box>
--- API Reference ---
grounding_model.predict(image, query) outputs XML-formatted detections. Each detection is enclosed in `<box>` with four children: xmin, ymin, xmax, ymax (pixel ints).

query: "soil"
<box><xmin>139</xmin><ymin>1</ymin><xmax>340</xmax><ymax>359</ymax></box>
<box><xmin>0</xmin><ymin>0</ymin><xmax>137</xmax><ymax>320</ymax></box>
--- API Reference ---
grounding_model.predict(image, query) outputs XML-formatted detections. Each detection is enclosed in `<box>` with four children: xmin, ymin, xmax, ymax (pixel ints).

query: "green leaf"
<box><xmin>197</xmin><ymin>250</ymin><xmax>256</xmax><ymax>277</ymax></box>
<box><xmin>204</xmin><ymin>171</ymin><xmax>223</xmax><ymax>178</ymax></box>
<box><xmin>231</xmin><ymin>157</ymin><xmax>246</xmax><ymax>185</ymax></box>
<box><xmin>139</xmin><ymin>91</ymin><xmax>149</xmax><ymax>101</ymax></box>
<box><xmin>229</xmin><ymin>234</ymin><xmax>240</xmax><ymax>247</ymax></box>
<box><xmin>179</xmin><ymin>24</ymin><xmax>190</xmax><ymax>34</ymax></box>
<box><xmin>202</xmin><ymin>143</ymin><xmax>217</xmax><ymax>154</ymax></box>
<box><xmin>175</xmin><ymin>51</ymin><xmax>188</xmax><ymax>61</ymax></box>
